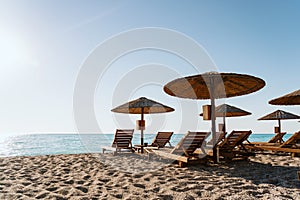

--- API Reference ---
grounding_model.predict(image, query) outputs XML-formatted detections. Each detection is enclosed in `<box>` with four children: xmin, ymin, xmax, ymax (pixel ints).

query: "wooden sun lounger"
<box><xmin>248</xmin><ymin>131</ymin><xmax>300</xmax><ymax>157</ymax></box>
<box><xmin>280</xmin><ymin>131</ymin><xmax>300</xmax><ymax>148</ymax></box>
<box><xmin>250</xmin><ymin>132</ymin><xmax>286</xmax><ymax>146</ymax></box>
<box><xmin>269</xmin><ymin>132</ymin><xmax>286</xmax><ymax>143</ymax></box>
<box><xmin>147</xmin><ymin>131</ymin><xmax>210</xmax><ymax>167</ymax></box>
<box><xmin>217</xmin><ymin>130</ymin><xmax>253</xmax><ymax>160</ymax></box>
<box><xmin>102</xmin><ymin>129</ymin><xmax>134</xmax><ymax>154</ymax></box>
<box><xmin>246</xmin><ymin>146</ymin><xmax>300</xmax><ymax>154</ymax></box>
<box><xmin>206</xmin><ymin>131</ymin><xmax>226</xmax><ymax>146</ymax></box>
<box><xmin>148</xmin><ymin>131</ymin><xmax>174</xmax><ymax>148</ymax></box>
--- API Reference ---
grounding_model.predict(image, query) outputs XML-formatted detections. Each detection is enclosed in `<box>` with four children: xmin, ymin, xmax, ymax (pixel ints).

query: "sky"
<box><xmin>0</xmin><ymin>0</ymin><xmax>300</xmax><ymax>136</ymax></box>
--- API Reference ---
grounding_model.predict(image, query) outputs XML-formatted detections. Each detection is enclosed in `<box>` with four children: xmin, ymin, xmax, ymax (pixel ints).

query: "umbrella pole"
<box><xmin>223</xmin><ymin>115</ymin><xmax>226</xmax><ymax>133</ymax></box>
<box><xmin>209</xmin><ymin>78</ymin><xmax>217</xmax><ymax>163</ymax></box>
<box><xmin>141</xmin><ymin>108</ymin><xmax>144</xmax><ymax>153</ymax></box>
<box><xmin>211</xmin><ymin>97</ymin><xmax>217</xmax><ymax>163</ymax></box>
<box><xmin>278</xmin><ymin>119</ymin><xmax>281</xmax><ymax>133</ymax></box>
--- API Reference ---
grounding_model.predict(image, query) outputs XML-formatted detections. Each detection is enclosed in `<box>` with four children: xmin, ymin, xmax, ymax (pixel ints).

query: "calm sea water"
<box><xmin>0</xmin><ymin>133</ymin><xmax>292</xmax><ymax>157</ymax></box>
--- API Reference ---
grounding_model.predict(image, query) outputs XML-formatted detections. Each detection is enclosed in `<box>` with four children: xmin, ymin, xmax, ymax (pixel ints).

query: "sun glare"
<box><xmin>0</xmin><ymin>32</ymin><xmax>37</xmax><ymax>69</ymax></box>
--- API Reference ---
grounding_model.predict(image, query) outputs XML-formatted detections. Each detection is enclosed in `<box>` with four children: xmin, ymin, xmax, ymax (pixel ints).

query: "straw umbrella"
<box><xmin>164</xmin><ymin>71</ymin><xmax>265</xmax><ymax>161</ymax></box>
<box><xmin>111</xmin><ymin>97</ymin><xmax>174</xmax><ymax>153</ymax></box>
<box><xmin>258</xmin><ymin>110</ymin><xmax>300</xmax><ymax>133</ymax></box>
<box><xmin>269</xmin><ymin>89</ymin><xmax>300</xmax><ymax>105</ymax></box>
<box><xmin>200</xmin><ymin>104</ymin><xmax>251</xmax><ymax>133</ymax></box>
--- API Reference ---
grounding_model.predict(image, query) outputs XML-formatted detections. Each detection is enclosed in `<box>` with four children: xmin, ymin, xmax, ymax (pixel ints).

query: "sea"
<box><xmin>0</xmin><ymin>133</ymin><xmax>292</xmax><ymax>157</ymax></box>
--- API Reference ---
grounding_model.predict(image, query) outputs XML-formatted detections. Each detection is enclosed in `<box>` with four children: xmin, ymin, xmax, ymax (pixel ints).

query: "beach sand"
<box><xmin>0</xmin><ymin>152</ymin><xmax>299</xmax><ymax>200</ymax></box>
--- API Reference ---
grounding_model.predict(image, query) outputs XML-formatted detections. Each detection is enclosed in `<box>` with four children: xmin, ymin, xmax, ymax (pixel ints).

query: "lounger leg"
<box><xmin>217</xmin><ymin>147</ymin><xmax>219</xmax><ymax>163</ymax></box>
<box><xmin>178</xmin><ymin>161</ymin><xmax>185</xmax><ymax>168</ymax></box>
<box><xmin>292</xmin><ymin>153</ymin><xmax>300</xmax><ymax>158</ymax></box>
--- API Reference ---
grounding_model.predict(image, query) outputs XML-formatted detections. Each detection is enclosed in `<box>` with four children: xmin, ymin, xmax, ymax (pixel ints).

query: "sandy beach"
<box><xmin>0</xmin><ymin>152</ymin><xmax>299</xmax><ymax>200</ymax></box>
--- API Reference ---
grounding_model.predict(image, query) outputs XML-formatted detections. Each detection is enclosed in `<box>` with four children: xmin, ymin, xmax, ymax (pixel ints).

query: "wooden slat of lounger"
<box><xmin>103</xmin><ymin>129</ymin><xmax>134</xmax><ymax>153</ymax></box>
<box><xmin>180</xmin><ymin>139</ymin><xmax>207</xmax><ymax>147</ymax></box>
<box><xmin>112</xmin><ymin>129</ymin><xmax>134</xmax><ymax>148</ymax></box>
<box><xmin>150</xmin><ymin>132</ymin><xmax>173</xmax><ymax>148</ymax></box>
<box><xmin>250</xmin><ymin>142</ymin><xmax>280</xmax><ymax>146</ymax></box>
<box><xmin>113</xmin><ymin>135</ymin><xmax>133</xmax><ymax>139</ymax></box>
<box><xmin>150</xmin><ymin>132</ymin><xmax>210</xmax><ymax>165</ymax></box>
<box><xmin>171</xmin><ymin>132</ymin><xmax>209</xmax><ymax>155</ymax></box>
<box><xmin>207</xmin><ymin>132</ymin><xmax>226</xmax><ymax>145</ymax></box>
<box><xmin>280</xmin><ymin>131</ymin><xmax>300</xmax><ymax>148</ymax></box>
<box><xmin>269</xmin><ymin>132</ymin><xmax>286</xmax><ymax>143</ymax></box>
<box><xmin>152</xmin><ymin>149</ymin><xmax>188</xmax><ymax>163</ymax></box>
<box><xmin>114</xmin><ymin>136</ymin><xmax>133</xmax><ymax>140</ymax></box>
<box><xmin>114</xmin><ymin>138</ymin><xmax>132</xmax><ymax>140</ymax></box>
<box><xmin>155</xmin><ymin>136</ymin><xmax>172</xmax><ymax>146</ymax></box>
<box><xmin>156</xmin><ymin>132</ymin><xmax>173</xmax><ymax>138</ymax></box>
<box><xmin>219</xmin><ymin>130</ymin><xmax>251</xmax><ymax>151</ymax></box>
<box><xmin>220</xmin><ymin>135</ymin><xmax>243</xmax><ymax>147</ymax></box>
<box><xmin>253</xmin><ymin>145</ymin><xmax>300</xmax><ymax>153</ymax></box>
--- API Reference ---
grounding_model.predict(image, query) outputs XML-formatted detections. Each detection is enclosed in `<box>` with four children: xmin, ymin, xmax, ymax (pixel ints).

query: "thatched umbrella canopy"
<box><xmin>200</xmin><ymin>104</ymin><xmax>251</xmax><ymax>117</ymax></box>
<box><xmin>258</xmin><ymin>110</ymin><xmax>300</xmax><ymax>133</ymax></box>
<box><xmin>111</xmin><ymin>97</ymin><xmax>174</xmax><ymax>153</ymax></box>
<box><xmin>164</xmin><ymin>72</ymin><xmax>265</xmax><ymax>99</ymax></box>
<box><xmin>111</xmin><ymin>97</ymin><xmax>174</xmax><ymax>114</ymax></box>
<box><xmin>200</xmin><ymin>104</ymin><xmax>251</xmax><ymax>132</ymax></box>
<box><xmin>269</xmin><ymin>89</ymin><xmax>300</xmax><ymax>105</ymax></box>
<box><xmin>164</xmin><ymin>71</ymin><xmax>265</xmax><ymax>161</ymax></box>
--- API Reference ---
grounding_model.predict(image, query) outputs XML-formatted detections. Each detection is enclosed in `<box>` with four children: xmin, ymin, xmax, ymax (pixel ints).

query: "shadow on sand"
<box><xmin>188</xmin><ymin>158</ymin><xmax>300</xmax><ymax>189</ymax></box>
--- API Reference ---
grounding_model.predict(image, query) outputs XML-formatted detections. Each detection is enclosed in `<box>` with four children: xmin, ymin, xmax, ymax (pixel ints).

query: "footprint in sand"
<box><xmin>150</xmin><ymin>186</ymin><xmax>160</xmax><ymax>193</ymax></box>
<box><xmin>99</xmin><ymin>178</ymin><xmax>111</xmax><ymax>183</ymax></box>
<box><xmin>75</xmin><ymin>185</ymin><xmax>88</xmax><ymax>193</ymax></box>
<box><xmin>82</xmin><ymin>175</ymin><xmax>91</xmax><ymax>180</ymax></box>
<box><xmin>166</xmin><ymin>177</ymin><xmax>177</xmax><ymax>182</ymax></box>
<box><xmin>144</xmin><ymin>177</ymin><xmax>150</xmax><ymax>181</ymax></box>
<box><xmin>75</xmin><ymin>180</ymin><xmax>85</xmax><ymax>184</ymax></box>
<box><xmin>111</xmin><ymin>193</ymin><xmax>123</xmax><ymax>199</ymax></box>
<box><xmin>63</xmin><ymin>179</ymin><xmax>74</xmax><ymax>184</ymax></box>
<box><xmin>35</xmin><ymin>192</ymin><xmax>49</xmax><ymax>199</ymax></box>
<box><xmin>46</xmin><ymin>186</ymin><xmax>59</xmax><ymax>192</ymax></box>
<box><xmin>133</xmin><ymin>183</ymin><xmax>146</xmax><ymax>189</ymax></box>
<box><xmin>157</xmin><ymin>194</ymin><xmax>173</xmax><ymax>200</ymax></box>
<box><xmin>133</xmin><ymin>174</ymin><xmax>144</xmax><ymax>178</ymax></box>
<box><xmin>57</xmin><ymin>187</ymin><xmax>70</xmax><ymax>196</ymax></box>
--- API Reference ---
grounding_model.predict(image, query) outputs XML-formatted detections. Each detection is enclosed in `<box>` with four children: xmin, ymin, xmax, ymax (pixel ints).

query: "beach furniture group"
<box><xmin>108</xmin><ymin>75</ymin><xmax>300</xmax><ymax>169</ymax></box>
<box><xmin>103</xmin><ymin>129</ymin><xmax>263</xmax><ymax>167</ymax></box>
<box><xmin>102</xmin><ymin>128</ymin><xmax>300</xmax><ymax>167</ymax></box>
<box><xmin>148</xmin><ymin>130</ymin><xmax>255</xmax><ymax>166</ymax></box>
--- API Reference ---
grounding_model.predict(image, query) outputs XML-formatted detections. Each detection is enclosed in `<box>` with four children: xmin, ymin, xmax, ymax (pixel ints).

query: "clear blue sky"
<box><xmin>1</xmin><ymin>0</ymin><xmax>300</xmax><ymax>136</ymax></box>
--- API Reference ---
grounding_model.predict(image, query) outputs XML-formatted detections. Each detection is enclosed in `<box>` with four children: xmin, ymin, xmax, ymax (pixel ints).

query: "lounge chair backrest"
<box><xmin>218</xmin><ymin>130</ymin><xmax>252</xmax><ymax>151</ymax></box>
<box><xmin>207</xmin><ymin>131</ymin><xmax>226</xmax><ymax>145</ymax></box>
<box><xmin>151</xmin><ymin>132</ymin><xmax>173</xmax><ymax>148</ymax></box>
<box><xmin>218</xmin><ymin>131</ymin><xmax>227</xmax><ymax>142</ymax></box>
<box><xmin>171</xmin><ymin>131</ymin><xmax>209</xmax><ymax>156</ymax></box>
<box><xmin>112</xmin><ymin>129</ymin><xmax>134</xmax><ymax>148</ymax></box>
<box><xmin>280</xmin><ymin>131</ymin><xmax>300</xmax><ymax>148</ymax></box>
<box><xmin>268</xmin><ymin>132</ymin><xmax>286</xmax><ymax>143</ymax></box>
